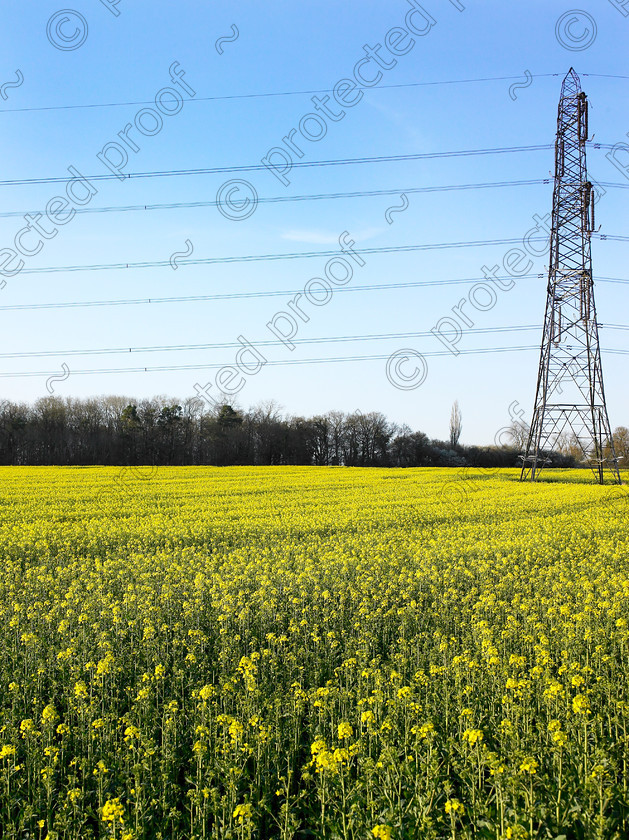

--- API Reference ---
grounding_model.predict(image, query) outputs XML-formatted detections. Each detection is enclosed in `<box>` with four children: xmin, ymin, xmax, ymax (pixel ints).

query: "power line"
<box><xmin>1</xmin><ymin>142</ymin><xmax>615</xmax><ymax>188</ymax></box>
<box><xmin>582</xmin><ymin>73</ymin><xmax>629</xmax><ymax>80</ymax></box>
<box><xmin>0</xmin><ymin>274</ymin><xmax>547</xmax><ymax>311</ymax></box>
<box><xmin>0</xmin><ymin>73</ymin><xmax>565</xmax><ymax>115</ymax></box>
<box><xmin>2</xmin><ymin>324</ymin><xmax>628</xmax><ymax>361</ymax></box>
<box><xmin>3</xmin><ymin>346</ymin><xmax>627</xmax><ymax>380</ymax></box>
<box><xmin>0</xmin><ymin>346</ymin><xmax>545</xmax><ymax>379</ymax></box>
<box><xmin>0</xmin><ymin>142</ymin><xmax>618</xmax><ymax>189</ymax></box>
<box><xmin>2</xmin><ymin>274</ymin><xmax>627</xmax><ymax>314</ymax></box>
<box><xmin>2</xmin><ymin>178</ymin><xmax>626</xmax><ymax>221</ymax></box>
<box><xmin>10</xmin><ymin>238</ymin><xmax>551</xmax><ymax>275</ymax></box>
<box><xmin>0</xmin><ymin>145</ymin><xmax>561</xmax><ymax>187</ymax></box>
<box><xmin>0</xmin><ymin>325</ymin><xmax>546</xmax><ymax>360</ymax></box>
<box><xmin>12</xmin><ymin>234</ymin><xmax>627</xmax><ymax>277</ymax></box>
<box><xmin>0</xmin><ymin>178</ymin><xmax>557</xmax><ymax>219</ymax></box>
<box><xmin>3</xmin><ymin>73</ymin><xmax>623</xmax><ymax>119</ymax></box>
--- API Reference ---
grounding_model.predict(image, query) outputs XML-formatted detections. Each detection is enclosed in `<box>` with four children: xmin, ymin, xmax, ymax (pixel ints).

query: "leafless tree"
<box><xmin>449</xmin><ymin>400</ymin><xmax>462</xmax><ymax>447</ymax></box>
<box><xmin>507</xmin><ymin>420</ymin><xmax>529</xmax><ymax>451</ymax></box>
<box><xmin>327</xmin><ymin>410</ymin><xmax>346</xmax><ymax>465</ymax></box>
<box><xmin>0</xmin><ymin>393</ymin><xmax>598</xmax><ymax>469</ymax></box>
<box><xmin>612</xmin><ymin>426</ymin><xmax>629</xmax><ymax>464</ymax></box>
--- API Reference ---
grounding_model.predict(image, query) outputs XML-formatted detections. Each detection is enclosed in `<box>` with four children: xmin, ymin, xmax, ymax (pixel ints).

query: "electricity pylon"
<box><xmin>520</xmin><ymin>68</ymin><xmax>621</xmax><ymax>484</ymax></box>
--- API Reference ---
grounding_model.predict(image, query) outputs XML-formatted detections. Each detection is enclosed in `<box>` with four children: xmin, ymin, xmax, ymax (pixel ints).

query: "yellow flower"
<box><xmin>124</xmin><ymin>725</ymin><xmax>140</xmax><ymax>743</ymax></box>
<box><xmin>316</xmin><ymin>751</ymin><xmax>336</xmax><ymax>772</ymax></box>
<box><xmin>372</xmin><ymin>826</ymin><xmax>392</xmax><ymax>839</ymax></box>
<box><xmin>96</xmin><ymin>652</ymin><xmax>114</xmax><ymax>677</ymax></box>
<box><xmin>67</xmin><ymin>788</ymin><xmax>81</xmax><ymax>805</ymax></box>
<box><xmin>0</xmin><ymin>745</ymin><xmax>16</xmax><ymax>759</ymax></box>
<box><xmin>229</xmin><ymin>719</ymin><xmax>244</xmax><ymax>741</ymax></box>
<box><xmin>41</xmin><ymin>705</ymin><xmax>58</xmax><ymax>726</ymax></box>
<box><xmin>589</xmin><ymin>764</ymin><xmax>607</xmax><ymax>781</ymax></box>
<box><xmin>505</xmin><ymin>825</ymin><xmax>529</xmax><ymax>838</ymax></box>
<box><xmin>101</xmin><ymin>797</ymin><xmax>124</xmax><ymax>824</ymax></box>
<box><xmin>198</xmin><ymin>684</ymin><xmax>214</xmax><ymax>701</ymax></box>
<box><xmin>412</xmin><ymin>722</ymin><xmax>435</xmax><ymax>739</ymax></box>
<box><xmin>93</xmin><ymin>760</ymin><xmax>108</xmax><ymax>776</ymax></box>
<box><xmin>462</xmin><ymin>729</ymin><xmax>483</xmax><ymax>746</ymax></box>
<box><xmin>519</xmin><ymin>757</ymin><xmax>539</xmax><ymax>774</ymax></box>
<box><xmin>334</xmin><ymin>747</ymin><xmax>350</xmax><ymax>764</ymax></box>
<box><xmin>543</xmin><ymin>680</ymin><xmax>563</xmax><ymax>698</ymax></box>
<box><xmin>572</xmin><ymin>693</ymin><xmax>591</xmax><ymax>715</ymax></box>
<box><xmin>444</xmin><ymin>798</ymin><xmax>465</xmax><ymax>815</ymax></box>
<box><xmin>337</xmin><ymin>721</ymin><xmax>353</xmax><ymax>739</ymax></box>
<box><xmin>233</xmin><ymin>802</ymin><xmax>252</xmax><ymax>824</ymax></box>
<box><xmin>74</xmin><ymin>681</ymin><xmax>88</xmax><ymax>699</ymax></box>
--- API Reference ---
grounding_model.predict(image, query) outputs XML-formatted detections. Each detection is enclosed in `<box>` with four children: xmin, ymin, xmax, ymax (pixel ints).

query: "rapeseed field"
<box><xmin>0</xmin><ymin>466</ymin><xmax>628</xmax><ymax>839</ymax></box>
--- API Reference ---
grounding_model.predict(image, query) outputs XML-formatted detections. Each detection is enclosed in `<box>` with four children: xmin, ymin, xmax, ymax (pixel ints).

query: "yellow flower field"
<box><xmin>0</xmin><ymin>466</ymin><xmax>628</xmax><ymax>839</ymax></box>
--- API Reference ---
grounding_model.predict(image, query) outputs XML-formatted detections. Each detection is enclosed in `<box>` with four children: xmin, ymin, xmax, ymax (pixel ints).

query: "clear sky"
<box><xmin>1</xmin><ymin>0</ymin><xmax>627</xmax><ymax>443</ymax></box>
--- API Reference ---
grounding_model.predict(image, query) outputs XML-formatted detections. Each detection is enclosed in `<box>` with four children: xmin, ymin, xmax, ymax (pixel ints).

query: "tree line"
<box><xmin>1</xmin><ymin>395</ymin><xmax>626</xmax><ymax>468</ymax></box>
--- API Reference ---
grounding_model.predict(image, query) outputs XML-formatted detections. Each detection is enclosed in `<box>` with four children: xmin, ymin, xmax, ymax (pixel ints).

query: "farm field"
<box><xmin>1</xmin><ymin>466</ymin><xmax>629</xmax><ymax>839</ymax></box>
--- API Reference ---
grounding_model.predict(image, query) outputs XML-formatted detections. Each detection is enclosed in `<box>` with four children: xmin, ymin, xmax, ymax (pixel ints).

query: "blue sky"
<box><xmin>1</xmin><ymin>0</ymin><xmax>627</xmax><ymax>443</ymax></box>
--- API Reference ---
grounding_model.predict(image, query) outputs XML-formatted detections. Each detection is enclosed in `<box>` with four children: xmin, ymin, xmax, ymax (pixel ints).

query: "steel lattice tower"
<box><xmin>520</xmin><ymin>69</ymin><xmax>621</xmax><ymax>484</ymax></box>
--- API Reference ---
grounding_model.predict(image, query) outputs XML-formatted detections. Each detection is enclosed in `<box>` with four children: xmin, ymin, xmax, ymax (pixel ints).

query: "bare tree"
<box><xmin>612</xmin><ymin>426</ymin><xmax>629</xmax><ymax>465</ymax></box>
<box><xmin>449</xmin><ymin>400</ymin><xmax>462</xmax><ymax>447</ymax></box>
<box><xmin>326</xmin><ymin>411</ymin><xmax>346</xmax><ymax>465</ymax></box>
<box><xmin>507</xmin><ymin>420</ymin><xmax>529</xmax><ymax>451</ymax></box>
<box><xmin>310</xmin><ymin>415</ymin><xmax>330</xmax><ymax>465</ymax></box>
